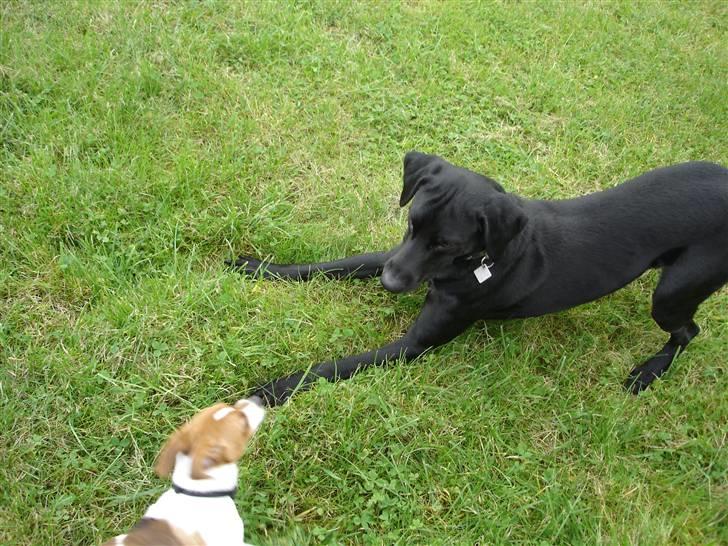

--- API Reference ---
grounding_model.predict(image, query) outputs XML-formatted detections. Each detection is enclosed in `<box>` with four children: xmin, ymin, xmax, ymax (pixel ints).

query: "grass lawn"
<box><xmin>1</xmin><ymin>1</ymin><xmax>727</xmax><ymax>544</ymax></box>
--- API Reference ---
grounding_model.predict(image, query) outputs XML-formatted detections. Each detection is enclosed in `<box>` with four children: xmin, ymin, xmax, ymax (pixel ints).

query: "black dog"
<box><xmin>230</xmin><ymin>152</ymin><xmax>728</xmax><ymax>406</ymax></box>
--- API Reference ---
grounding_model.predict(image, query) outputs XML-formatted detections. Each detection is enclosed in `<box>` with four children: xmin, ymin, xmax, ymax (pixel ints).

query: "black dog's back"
<box><xmin>510</xmin><ymin>162</ymin><xmax>728</xmax><ymax>316</ymax></box>
<box><xmin>547</xmin><ymin>161</ymin><xmax>728</xmax><ymax>243</ymax></box>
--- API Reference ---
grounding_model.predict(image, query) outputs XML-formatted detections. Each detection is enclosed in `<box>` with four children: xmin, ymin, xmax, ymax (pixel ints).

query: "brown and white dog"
<box><xmin>104</xmin><ymin>397</ymin><xmax>265</xmax><ymax>546</ymax></box>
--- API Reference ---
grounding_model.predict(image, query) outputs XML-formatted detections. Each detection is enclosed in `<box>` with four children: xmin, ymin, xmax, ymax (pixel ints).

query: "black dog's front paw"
<box><xmin>252</xmin><ymin>371</ymin><xmax>311</xmax><ymax>407</ymax></box>
<box><xmin>225</xmin><ymin>255</ymin><xmax>264</xmax><ymax>276</ymax></box>
<box><xmin>623</xmin><ymin>353</ymin><xmax>674</xmax><ymax>394</ymax></box>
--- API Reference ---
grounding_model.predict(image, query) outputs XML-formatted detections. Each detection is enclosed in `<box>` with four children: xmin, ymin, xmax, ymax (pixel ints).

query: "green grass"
<box><xmin>1</xmin><ymin>1</ymin><xmax>727</xmax><ymax>544</ymax></box>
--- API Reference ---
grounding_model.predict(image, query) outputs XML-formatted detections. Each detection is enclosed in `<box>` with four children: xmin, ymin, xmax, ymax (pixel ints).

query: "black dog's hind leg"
<box><xmin>625</xmin><ymin>242</ymin><xmax>728</xmax><ymax>394</ymax></box>
<box><xmin>253</xmin><ymin>291</ymin><xmax>472</xmax><ymax>406</ymax></box>
<box><xmin>624</xmin><ymin>322</ymin><xmax>700</xmax><ymax>394</ymax></box>
<box><xmin>226</xmin><ymin>250</ymin><xmax>395</xmax><ymax>281</ymax></box>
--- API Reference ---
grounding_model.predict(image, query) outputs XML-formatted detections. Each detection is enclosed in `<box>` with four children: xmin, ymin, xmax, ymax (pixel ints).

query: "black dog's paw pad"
<box><xmin>624</xmin><ymin>367</ymin><xmax>656</xmax><ymax>394</ymax></box>
<box><xmin>252</xmin><ymin>372</ymin><xmax>310</xmax><ymax>407</ymax></box>
<box><xmin>250</xmin><ymin>383</ymin><xmax>281</xmax><ymax>407</ymax></box>
<box><xmin>226</xmin><ymin>255</ymin><xmax>264</xmax><ymax>273</ymax></box>
<box><xmin>623</xmin><ymin>355</ymin><xmax>673</xmax><ymax>394</ymax></box>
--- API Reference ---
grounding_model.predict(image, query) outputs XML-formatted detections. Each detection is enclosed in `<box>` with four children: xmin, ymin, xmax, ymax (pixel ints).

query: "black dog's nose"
<box><xmin>381</xmin><ymin>269</ymin><xmax>410</xmax><ymax>293</ymax></box>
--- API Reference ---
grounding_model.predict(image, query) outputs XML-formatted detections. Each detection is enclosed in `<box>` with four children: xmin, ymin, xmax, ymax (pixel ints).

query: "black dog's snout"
<box><xmin>381</xmin><ymin>260</ymin><xmax>416</xmax><ymax>293</ymax></box>
<box><xmin>381</xmin><ymin>269</ymin><xmax>406</xmax><ymax>293</ymax></box>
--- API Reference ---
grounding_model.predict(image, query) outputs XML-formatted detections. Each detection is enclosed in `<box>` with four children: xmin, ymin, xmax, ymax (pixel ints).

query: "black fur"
<box><xmin>229</xmin><ymin>152</ymin><xmax>728</xmax><ymax>406</ymax></box>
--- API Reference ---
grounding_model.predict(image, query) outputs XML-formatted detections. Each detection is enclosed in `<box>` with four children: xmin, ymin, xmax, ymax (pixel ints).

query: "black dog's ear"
<box><xmin>481</xmin><ymin>194</ymin><xmax>529</xmax><ymax>259</ymax></box>
<box><xmin>400</xmin><ymin>150</ymin><xmax>438</xmax><ymax>207</ymax></box>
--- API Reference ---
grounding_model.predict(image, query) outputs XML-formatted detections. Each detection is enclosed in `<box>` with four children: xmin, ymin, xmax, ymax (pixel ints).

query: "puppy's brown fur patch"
<box><xmin>102</xmin><ymin>518</ymin><xmax>204</xmax><ymax>546</ymax></box>
<box><xmin>155</xmin><ymin>403</ymin><xmax>255</xmax><ymax>479</ymax></box>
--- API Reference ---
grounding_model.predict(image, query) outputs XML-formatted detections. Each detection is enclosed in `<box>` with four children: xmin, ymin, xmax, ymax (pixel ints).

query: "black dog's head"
<box><xmin>380</xmin><ymin>151</ymin><xmax>528</xmax><ymax>293</ymax></box>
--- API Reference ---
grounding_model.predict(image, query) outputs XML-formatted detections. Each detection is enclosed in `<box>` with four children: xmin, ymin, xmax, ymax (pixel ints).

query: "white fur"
<box><xmin>171</xmin><ymin>452</ymin><xmax>238</xmax><ymax>494</ymax></box>
<box><xmin>213</xmin><ymin>407</ymin><xmax>235</xmax><ymax>421</ymax></box>
<box><xmin>139</xmin><ymin>453</ymin><xmax>246</xmax><ymax>545</ymax></box>
<box><xmin>239</xmin><ymin>400</ymin><xmax>265</xmax><ymax>432</ymax></box>
<box><xmin>143</xmin><ymin>490</ymin><xmax>244</xmax><ymax>546</ymax></box>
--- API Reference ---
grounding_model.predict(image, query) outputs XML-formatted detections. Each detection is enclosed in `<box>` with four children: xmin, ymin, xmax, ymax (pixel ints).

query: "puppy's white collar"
<box><xmin>171</xmin><ymin>453</ymin><xmax>238</xmax><ymax>495</ymax></box>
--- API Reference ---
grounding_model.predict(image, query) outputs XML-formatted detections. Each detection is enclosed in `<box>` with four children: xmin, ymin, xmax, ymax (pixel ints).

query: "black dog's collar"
<box><xmin>458</xmin><ymin>249</ymin><xmax>494</xmax><ymax>267</ymax></box>
<box><xmin>172</xmin><ymin>483</ymin><xmax>237</xmax><ymax>499</ymax></box>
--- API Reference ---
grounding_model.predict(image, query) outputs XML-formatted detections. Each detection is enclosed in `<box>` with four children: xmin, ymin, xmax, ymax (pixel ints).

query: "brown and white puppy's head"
<box><xmin>155</xmin><ymin>397</ymin><xmax>266</xmax><ymax>480</ymax></box>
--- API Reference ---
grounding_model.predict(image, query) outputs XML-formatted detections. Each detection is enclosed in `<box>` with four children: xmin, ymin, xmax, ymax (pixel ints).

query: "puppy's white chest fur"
<box><xmin>144</xmin><ymin>490</ymin><xmax>244</xmax><ymax>546</ymax></box>
<box><xmin>143</xmin><ymin>453</ymin><xmax>246</xmax><ymax>546</ymax></box>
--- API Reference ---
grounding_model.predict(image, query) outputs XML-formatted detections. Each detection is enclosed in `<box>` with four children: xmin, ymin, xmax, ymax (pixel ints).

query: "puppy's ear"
<box><xmin>400</xmin><ymin>150</ymin><xmax>438</xmax><ymax>207</ymax></box>
<box><xmin>189</xmin><ymin>436</ymin><xmax>248</xmax><ymax>480</ymax></box>
<box><xmin>190</xmin><ymin>441</ymin><xmax>223</xmax><ymax>480</ymax></box>
<box><xmin>481</xmin><ymin>194</ymin><xmax>529</xmax><ymax>259</ymax></box>
<box><xmin>155</xmin><ymin>428</ymin><xmax>189</xmax><ymax>478</ymax></box>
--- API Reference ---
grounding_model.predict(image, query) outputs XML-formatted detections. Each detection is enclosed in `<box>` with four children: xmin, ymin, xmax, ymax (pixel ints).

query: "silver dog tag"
<box><xmin>473</xmin><ymin>262</ymin><xmax>492</xmax><ymax>283</ymax></box>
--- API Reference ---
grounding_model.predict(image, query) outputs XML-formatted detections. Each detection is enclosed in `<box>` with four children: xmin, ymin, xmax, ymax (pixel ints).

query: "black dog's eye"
<box><xmin>428</xmin><ymin>240</ymin><xmax>450</xmax><ymax>251</ymax></box>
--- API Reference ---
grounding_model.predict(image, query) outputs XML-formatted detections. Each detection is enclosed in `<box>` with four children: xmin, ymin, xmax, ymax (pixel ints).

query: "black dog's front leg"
<box><xmin>227</xmin><ymin>250</ymin><xmax>396</xmax><ymax>281</ymax></box>
<box><xmin>253</xmin><ymin>291</ymin><xmax>472</xmax><ymax>406</ymax></box>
